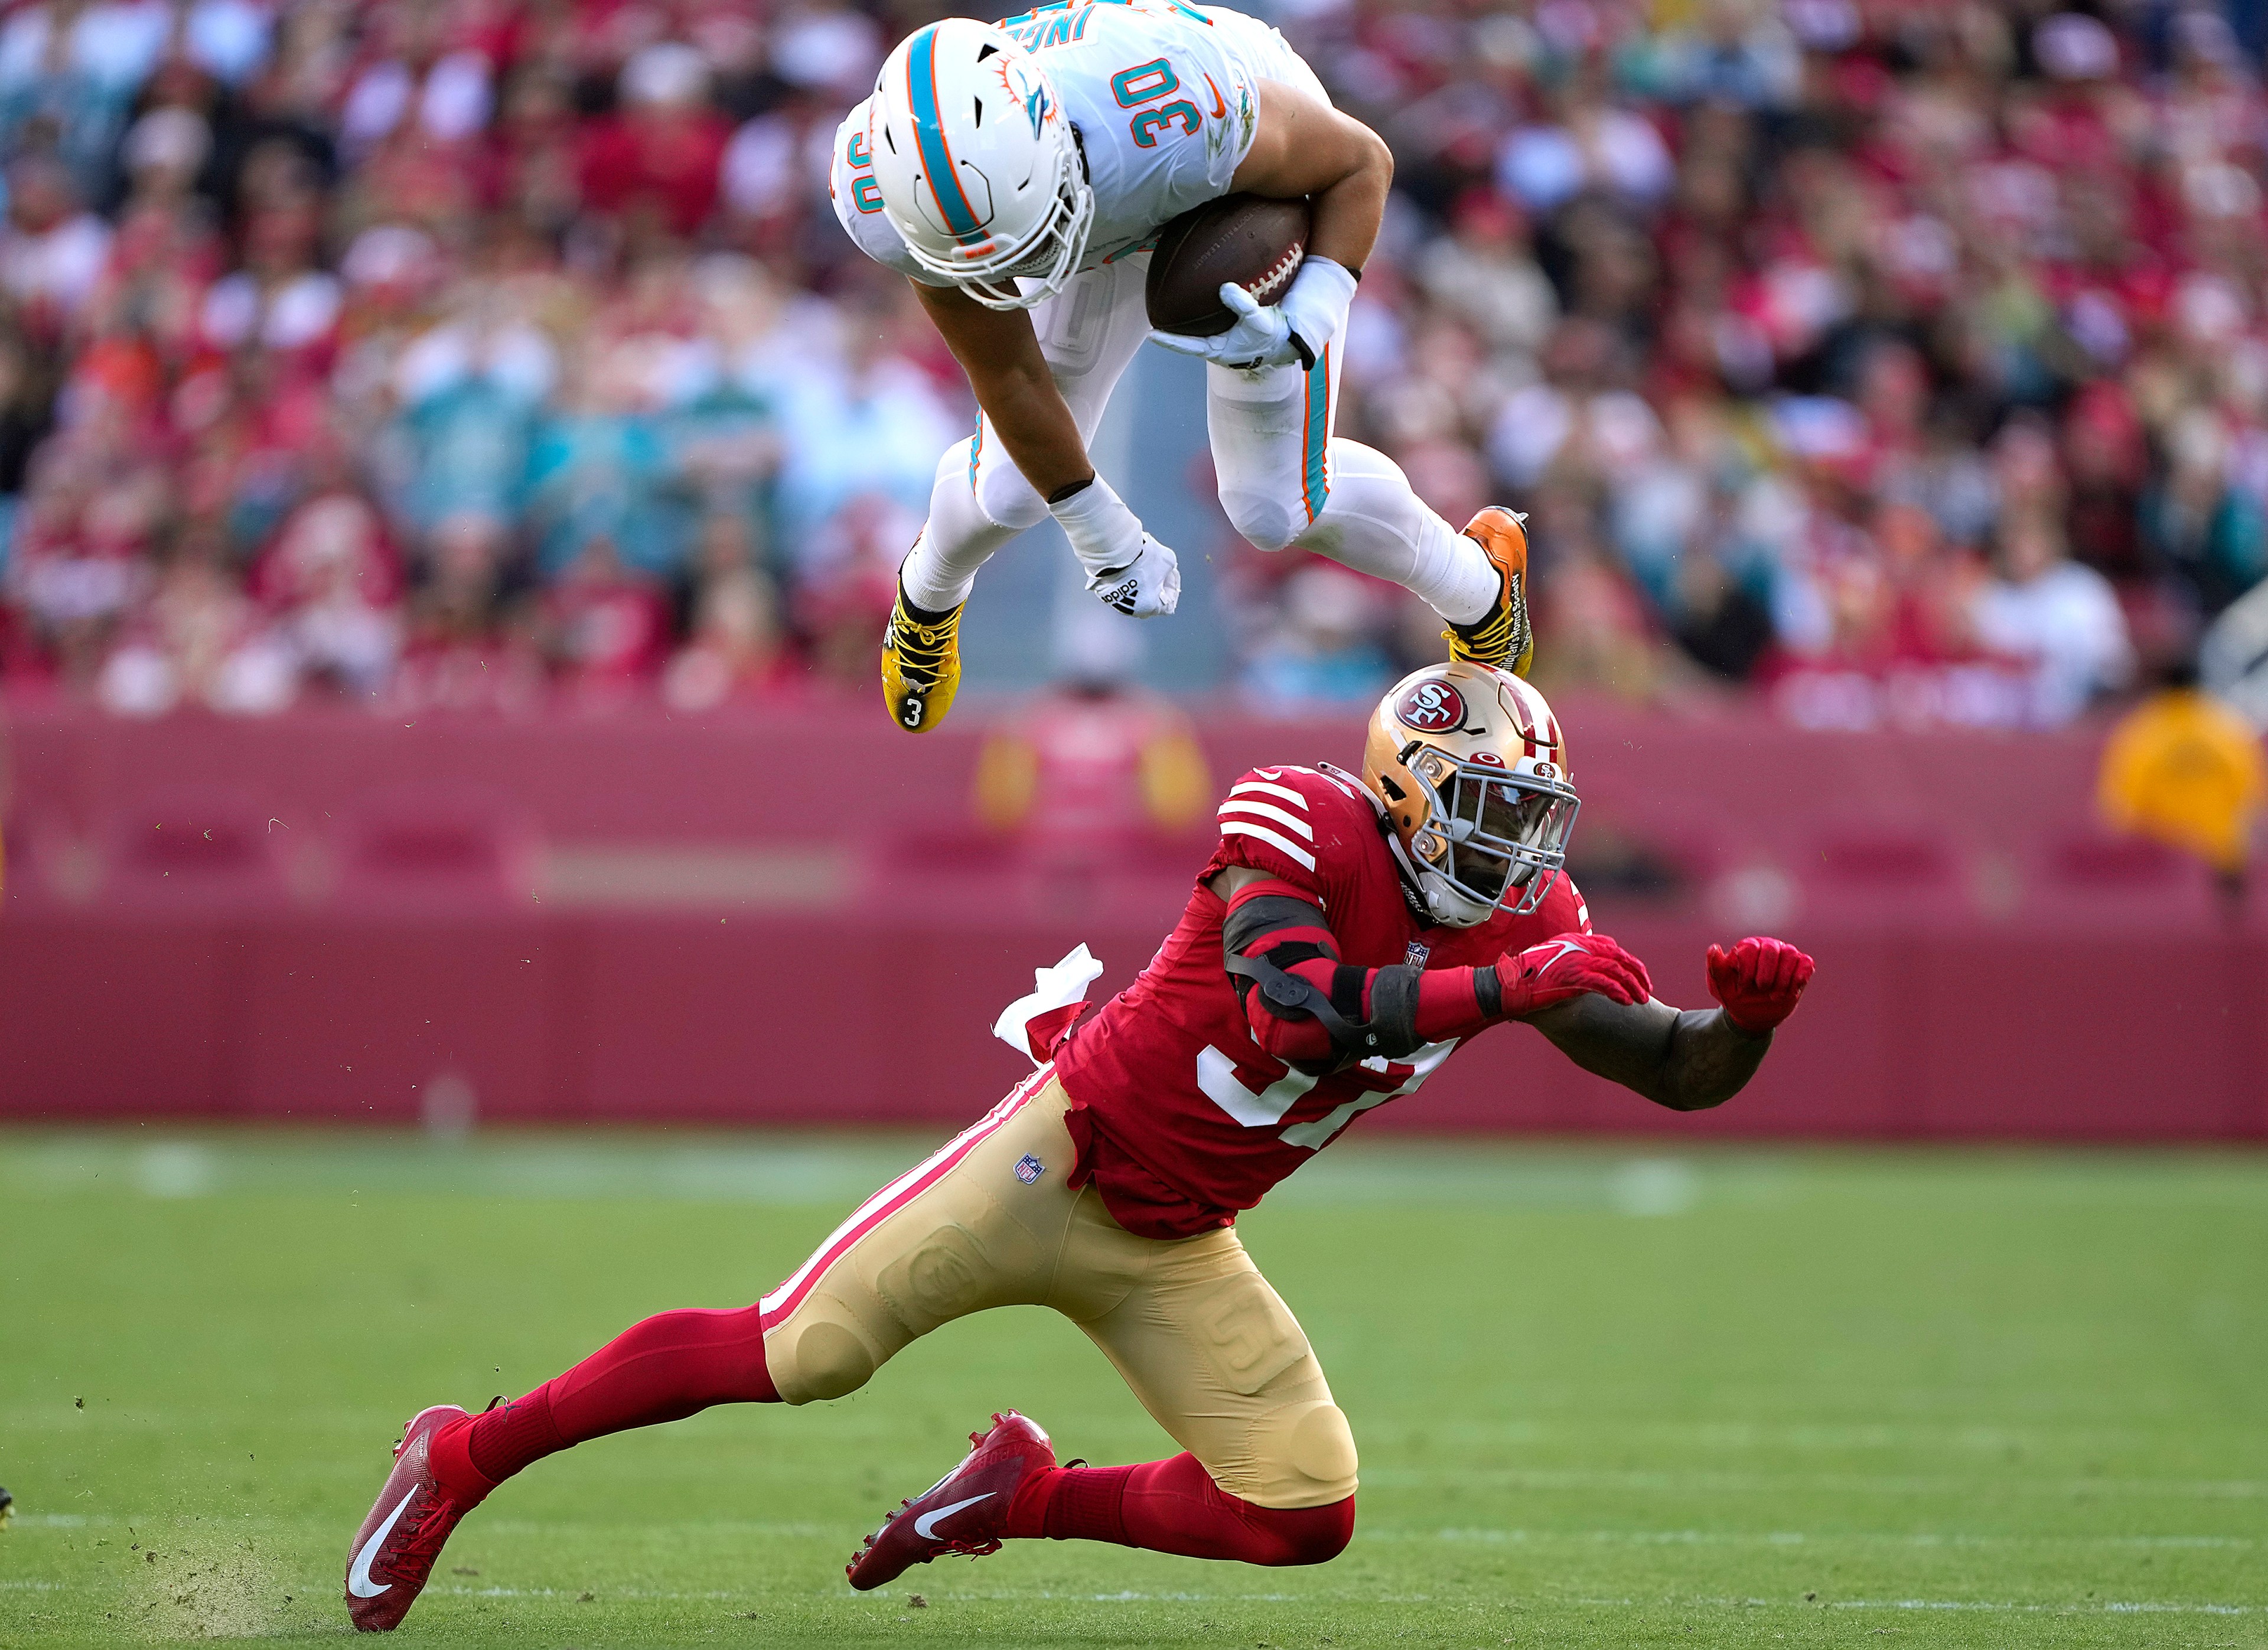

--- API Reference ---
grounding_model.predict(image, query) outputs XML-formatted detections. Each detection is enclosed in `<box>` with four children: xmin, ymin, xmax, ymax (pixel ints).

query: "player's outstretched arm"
<box><xmin>916</xmin><ymin>278</ymin><xmax>1180</xmax><ymax>611</ymax></box>
<box><xmin>1526</xmin><ymin>937</ymin><xmax>1816</xmax><ymax>1113</ymax></box>
<box><xmin>1207</xmin><ymin>865</ymin><xmax>1626</xmax><ymax>1073</ymax></box>
<box><xmin>914</xmin><ymin>280</ymin><xmax>1093</xmax><ymax>498</ymax></box>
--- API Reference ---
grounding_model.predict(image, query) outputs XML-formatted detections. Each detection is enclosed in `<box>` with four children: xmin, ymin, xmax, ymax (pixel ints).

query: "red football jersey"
<box><xmin>1052</xmin><ymin>761</ymin><xmax>1594</xmax><ymax>1238</ymax></box>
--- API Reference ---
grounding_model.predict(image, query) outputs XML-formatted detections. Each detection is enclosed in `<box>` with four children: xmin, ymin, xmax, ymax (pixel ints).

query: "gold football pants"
<box><xmin>756</xmin><ymin>1072</ymin><xmax>1358</xmax><ymax>1509</ymax></box>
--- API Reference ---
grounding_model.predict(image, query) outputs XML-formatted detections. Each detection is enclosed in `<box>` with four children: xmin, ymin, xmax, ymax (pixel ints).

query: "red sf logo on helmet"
<box><xmin>1394</xmin><ymin>679</ymin><xmax>1467</xmax><ymax>732</ymax></box>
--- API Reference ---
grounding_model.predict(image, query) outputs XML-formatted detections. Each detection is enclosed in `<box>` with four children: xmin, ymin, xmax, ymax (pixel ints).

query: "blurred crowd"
<box><xmin>1251</xmin><ymin>0</ymin><xmax>2268</xmax><ymax>728</ymax></box>
<box><xmin>0</xmin><ymin>0</ymin><xmax>962</xmax><ymax>715</ymax></box>
<box><xmin>1</xmin><ymin>0</ymin><xmax>2266</xmax><ymax>729</ymax></box>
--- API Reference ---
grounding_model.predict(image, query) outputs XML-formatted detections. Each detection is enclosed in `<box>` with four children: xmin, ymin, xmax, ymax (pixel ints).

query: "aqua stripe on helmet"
<box><xmin>907</xmin><ymin>27</ymin><xmax>985</xmax><ymax>244</ymax></box>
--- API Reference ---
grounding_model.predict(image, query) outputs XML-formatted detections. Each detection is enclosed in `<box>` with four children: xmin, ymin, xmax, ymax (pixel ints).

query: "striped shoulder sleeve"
<box><xmin>1208</xmin><ymin>766</ymin><xmax>1327</xmax><ymax>892</ymax></box>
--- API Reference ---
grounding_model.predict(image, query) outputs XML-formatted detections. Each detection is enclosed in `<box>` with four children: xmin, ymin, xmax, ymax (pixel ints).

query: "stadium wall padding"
<box><xmin>4</xmin><ymin>700</ymin><xmax>2264</xmax><ymax>1139</ymax></box>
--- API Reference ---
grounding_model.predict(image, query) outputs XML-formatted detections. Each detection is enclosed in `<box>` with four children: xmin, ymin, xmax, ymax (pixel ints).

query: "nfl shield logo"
<box><xmin>1405</xmin><ymin>941</ymin><xmax>1431</xmax><ymax>968</ymax></box>
<box><xmin>1014</xmin><ymin>1154</ymin><xmax>1045</xmax><ymax>1185</ymax></box>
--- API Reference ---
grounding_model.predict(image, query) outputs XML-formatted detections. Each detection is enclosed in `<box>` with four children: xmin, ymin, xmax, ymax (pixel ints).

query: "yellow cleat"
<box><xmin>881</xmin><ymin>581</ymin><xmax>964</xmax><ymax>732</ymax></box>
<box><xmin>1443</xmin><ymin>506</ymin><xmax>1534</xmax><ymax>677</ymax></box>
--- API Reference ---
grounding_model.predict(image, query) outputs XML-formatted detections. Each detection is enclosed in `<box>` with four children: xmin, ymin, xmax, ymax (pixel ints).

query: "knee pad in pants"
<box><xmin>763</xmin><ymin>1292</ymin><xmax>885</xmax><ymax>1404</ymax></box>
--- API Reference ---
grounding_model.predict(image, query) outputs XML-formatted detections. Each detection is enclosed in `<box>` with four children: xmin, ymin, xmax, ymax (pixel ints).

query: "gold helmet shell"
<box><xmin>1361</xmin><ymin>661</ymin><xmax>1579</xmax><ymax>927</ymax></box>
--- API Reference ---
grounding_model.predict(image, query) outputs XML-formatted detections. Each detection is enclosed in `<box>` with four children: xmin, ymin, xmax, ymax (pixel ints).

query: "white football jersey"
<box><xmin>832</xmin><ymin>1</ymin><xmax>1309</xmax><ymax>285</ymax></box>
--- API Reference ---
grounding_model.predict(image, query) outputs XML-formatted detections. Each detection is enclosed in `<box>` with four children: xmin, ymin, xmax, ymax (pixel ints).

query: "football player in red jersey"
<box><xmin>343</xmin><ymin>661</ymin><xmax>1814</xmax><ymax>1631</ymax></box>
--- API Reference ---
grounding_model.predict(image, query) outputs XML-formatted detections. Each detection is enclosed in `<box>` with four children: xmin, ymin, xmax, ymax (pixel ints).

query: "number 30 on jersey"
<box><xmin>1112</xmin><ymin>57</ymin><xmax>1201</xmax><ymax>149</ymax></box>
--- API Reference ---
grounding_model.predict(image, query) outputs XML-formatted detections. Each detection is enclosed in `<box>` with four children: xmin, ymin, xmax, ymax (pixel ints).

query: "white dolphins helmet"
<box><xmin>1361</xmin><ymin>662</ymin><xmax>1581</xmax><ymax>927</ymax></box>
<box><xmin>867</xmin><ymin>18</ymin><xmax>1095</xmax><ymax>311</ymax></box>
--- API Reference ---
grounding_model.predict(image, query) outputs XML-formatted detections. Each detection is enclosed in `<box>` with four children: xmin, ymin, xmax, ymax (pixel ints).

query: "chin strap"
<box><xmin>1383</xmin><ymin>833</ymin><xmax>1455</xmax><ymax>925</ymax></box>
<box><xmin>1382</xmin><ymin>827</ymin><xmax>1502</xmax><ymax>929</ymax></box>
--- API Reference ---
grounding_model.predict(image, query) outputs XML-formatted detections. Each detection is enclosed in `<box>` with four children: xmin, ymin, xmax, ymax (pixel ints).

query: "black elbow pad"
<box><xmin>1364</xmin><ymin>964</ymin><xmax>1423</xmax><ymax>1060</ymax></box>
<box><xmin>1221</xmin><ymin>954</ymin><xmax>1428</xmax><ymax>1062</ymax></box>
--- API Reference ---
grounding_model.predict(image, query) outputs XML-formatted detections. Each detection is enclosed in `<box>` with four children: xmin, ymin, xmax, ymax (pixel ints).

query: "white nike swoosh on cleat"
<box><xmin>911</xmin><ymin>1493</ymin><xmax>993</xmax><ymax>1540</ymax></box>
<box><xmin>348</xmin><ymin>1492</ymin><xmax>413</xmax><ymax>1597</ymax></box>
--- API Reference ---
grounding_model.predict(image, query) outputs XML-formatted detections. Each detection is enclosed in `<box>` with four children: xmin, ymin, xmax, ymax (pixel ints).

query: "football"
<box><xmin>1145</xmin><ymin>193</ymin><xmax>1312</xmax><ymax>338</ymax></box>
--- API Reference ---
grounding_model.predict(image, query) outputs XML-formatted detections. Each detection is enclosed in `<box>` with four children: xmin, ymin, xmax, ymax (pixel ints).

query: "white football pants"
<box><xmin>897</xmin><ymin>253</ymin><xmax>1498</xmax><ymax>627</ymax></box>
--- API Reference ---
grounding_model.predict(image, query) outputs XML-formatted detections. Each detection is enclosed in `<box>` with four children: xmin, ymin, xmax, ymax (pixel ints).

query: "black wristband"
<box><xmin>1473</xmin><ymin>961</ymin><xmax>1504</xmax><ymax>1018</ymax></box>
<box><xmin>1366</xmin><ymin>965</ymin><xmax>1423</xmax><ymax>1058</ymax></box>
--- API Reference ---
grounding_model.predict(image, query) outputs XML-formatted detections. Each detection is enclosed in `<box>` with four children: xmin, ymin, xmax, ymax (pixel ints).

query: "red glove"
<box><xmin>1495</xmin><ymin>932</ymin><xmax>1653</xmax><ymax>1019</ymax></box>
<box><xmin>1706</xmin><ymin>936</ymin><xmax>1816</xmax><ymax>1034</ymax></box>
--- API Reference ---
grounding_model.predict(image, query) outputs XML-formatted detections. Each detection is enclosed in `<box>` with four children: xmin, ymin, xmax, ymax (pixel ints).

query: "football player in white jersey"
<box><xmin>831</xmin><ymin>1</ymin><xmax>1536</xmax><ymax>732</ymax></box>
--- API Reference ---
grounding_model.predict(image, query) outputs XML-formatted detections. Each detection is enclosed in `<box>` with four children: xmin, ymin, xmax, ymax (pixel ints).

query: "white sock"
<box><xmin>1296</xmin><ymin>441</ymin><xmax>1497</xmax><ymax>625</ymax></box>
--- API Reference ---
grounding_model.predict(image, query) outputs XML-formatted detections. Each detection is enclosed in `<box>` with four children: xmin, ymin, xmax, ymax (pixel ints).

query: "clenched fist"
<box><xmin>1497</xmin><ymin>932</ymin><xmax>1653</xmax><ymax>1019</ymax></box>
<box><xmin>1705</xmin><ymin>936</ymin><xmax>1816</xmax><ymax>1035</ymax></box>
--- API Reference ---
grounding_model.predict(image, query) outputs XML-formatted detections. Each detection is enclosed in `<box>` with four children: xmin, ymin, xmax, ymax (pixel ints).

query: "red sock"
<box><xmin>1004</xmin><ymin>1452</ymin><xmax>1352</xmax><ymax>1566</ymax></box>
<box><xmin>431</xmin><ymin>1305</ymin><xmax>778</xmax><ymax>1498</ymax></box>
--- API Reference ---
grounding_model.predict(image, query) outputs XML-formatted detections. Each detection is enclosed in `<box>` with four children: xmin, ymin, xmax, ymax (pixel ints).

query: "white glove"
<box><xmin>1050</xmin><ymin>475</ymin><xmax>1182</xmax><ymax>617</ymax></box>
<box><xmin>1152</xmin><ymin>256</ymin><xmax>1360</xmax><ymax>372</ymax></box>
<box><xmin>1087</xmin><ymin>537</ymin><xmax>1181</xmax><ymax>617</ymax></box>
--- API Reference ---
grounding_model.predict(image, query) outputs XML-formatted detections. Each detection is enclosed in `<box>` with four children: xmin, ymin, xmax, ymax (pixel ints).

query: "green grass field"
<box><xmin>3</xmin><ymin>1131</ymin><xmax>2265</xmax><ymax>1648</ymax></box>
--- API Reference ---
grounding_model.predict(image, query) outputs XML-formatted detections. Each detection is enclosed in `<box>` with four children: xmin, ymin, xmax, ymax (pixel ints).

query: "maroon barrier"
<box><xmin>4</xmin><ymin>697</ymin><xmax>2264</xmax><ymax>1139</ymax></box>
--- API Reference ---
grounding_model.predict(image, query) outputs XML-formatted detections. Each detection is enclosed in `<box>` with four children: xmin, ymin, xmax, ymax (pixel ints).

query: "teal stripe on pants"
<box><xmin>1301</xmin><ymin>345</ymin><xmax>1331</xmax><ymax>523</ymax></box>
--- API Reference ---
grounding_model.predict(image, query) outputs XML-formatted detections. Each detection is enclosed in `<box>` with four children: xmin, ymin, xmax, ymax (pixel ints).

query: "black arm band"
<box><xmin>1220</xmin><ymin>952</ymin><xmax>1429</xmax><ymax>1061</ymax></box>
<box><xmin>1474</xmin><ymin>960</ymin><xmax>1503</xmax><ymax>1019</ymax></box>
<box><xmin>1365</xmin><ymin>965</ymin><xmax>1423</xmax><ymax>1058</ymax></box>
<box><xmin>1221</xmin><ymin>894</ymin><xmax>1329</xmax><ymax>957</ymax></box>
<box><xmin>1220</xmin><ymin>889</ymin><xmax>1429</xmax><ymax>1061</ymax></box>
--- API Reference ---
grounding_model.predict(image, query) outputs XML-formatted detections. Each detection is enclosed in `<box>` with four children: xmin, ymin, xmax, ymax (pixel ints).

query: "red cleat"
<box><xmin>344</xmin><ymin>1404</ymin><xmax>483</xmax><ymax>1632</ymax></box>
<box><xmin>845</xmin><ymin>1411</ymin><xmax>1056</xmax><ymax>1591</ymax></box>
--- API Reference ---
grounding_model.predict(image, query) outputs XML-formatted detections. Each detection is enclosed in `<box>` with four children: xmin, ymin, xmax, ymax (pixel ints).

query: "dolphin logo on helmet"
<box><xmin>867</xmin><ymin>19</ymin><xmax>1096</xmax><ymax>311</ymax></box>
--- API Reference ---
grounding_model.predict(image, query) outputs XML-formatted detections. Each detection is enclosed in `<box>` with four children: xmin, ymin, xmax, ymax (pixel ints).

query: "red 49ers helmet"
<box><xmin>1361</xmin><ymin>661</ymin><xmax>1580</xmax><ymax>927</ymax></box>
